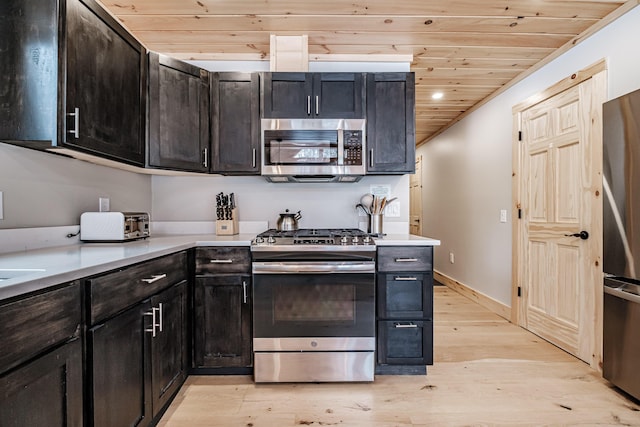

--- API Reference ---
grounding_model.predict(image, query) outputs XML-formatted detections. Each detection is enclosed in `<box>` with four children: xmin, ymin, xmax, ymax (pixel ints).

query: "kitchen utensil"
<box><xmin>277</xmin><ymin>209</ymin><xmax>302</xmax><ymax>231</ymax></box>
<box><xmin>356</xmin><ymin>203</ymin><xmax>369</xmax><ymax>215</ymax></box>
<box><xmin>360</xmin><ymin>193</ymin><xmax>374</xmax><ymax>212</ymax></box>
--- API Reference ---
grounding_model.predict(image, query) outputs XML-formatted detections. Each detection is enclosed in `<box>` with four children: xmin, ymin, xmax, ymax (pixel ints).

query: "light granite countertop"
<box><xmin>0</xmin><ymin>233</ymin><xmax>440</xmax><ymax>301</ymax></box>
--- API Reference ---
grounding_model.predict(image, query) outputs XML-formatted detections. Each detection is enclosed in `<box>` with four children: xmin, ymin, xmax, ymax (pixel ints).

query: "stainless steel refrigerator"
<box><xmin>602</xmin><ymin>87</ymin><xmax>640</xmax><ymax>401</ymax></box>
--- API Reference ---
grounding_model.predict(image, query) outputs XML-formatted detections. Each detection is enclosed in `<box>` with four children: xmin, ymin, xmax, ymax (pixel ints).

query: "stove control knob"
<box><xmin>340</xmin><ymin>236</ymin><xmax>349</xmax><ymax>244</ymax></box>
<box><xmin>267</xmin><ymin>235</ymin><xmax>276</xmax><ymax>244</ymax></box>
<box><xmin>352</xmin><ymin>236</ymin><xmax>359</xmax><ymax>244</ymax></box>
<box><xmin>363</xmin><ymin>235</ymin><xmax>371</xmax><ymax>244</ymax></box>
<box><xmin>255</xmin><ymin>236</ymin><xmax>264</xmax><ymax>244</ymax></box>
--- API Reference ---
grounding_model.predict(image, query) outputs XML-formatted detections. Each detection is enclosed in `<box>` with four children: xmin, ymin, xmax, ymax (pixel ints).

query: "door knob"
<box><xmin>565</xmin><ymin>231</ymin><xmax>589</xmax><ymax>240</ymax></box>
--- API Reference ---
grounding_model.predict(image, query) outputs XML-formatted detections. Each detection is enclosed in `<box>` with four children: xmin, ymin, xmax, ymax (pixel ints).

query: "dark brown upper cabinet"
<box><xmin>148</xmin><ymin>52</ymin><xmax>210</xmax><ymax>172</ymax></box>
<box><xmin>0</xmin><ymin>0</ymin><xmax>147</xmax><ymax>166</ymax></box>
<box><xmin>211</xmin><ymin>72</ymin><xmax>261</xmax><ymax>175</ymax></box>
<box><xmin>262</xmin><ymin>73</ymin><xmax>365</xmax><ymax>119</ymax></box>
<box><xmin>366</xmin><ymin>73</ymin><xmax>416</xmax><ymax>174</ymax></box>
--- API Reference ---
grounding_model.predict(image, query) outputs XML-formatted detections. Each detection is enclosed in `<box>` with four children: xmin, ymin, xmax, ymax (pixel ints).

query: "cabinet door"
<box><xmin>194</xmin><ymin>275</ymin><xmax>252</xmax><ymax>368</ymax></box>
<box><xmin>148</xmin><ymin>53</ymin><xmax>209</xmax><ymax>172</ymax></box>
<box><xmin>211</xmin><ymin>72</ymin><xmax>260</xmax><ymax>174</ymax></box>
<box><xmin>63</xmin><ymin>0</ymin><xmax>146</xmax><ymax>165</ymax></box>
<box><xmin>366</xmin><ymin>73</ymin><xmax>415</xmax><ymax>174</ymax></box>
<box><xmin>377</xmin><ymin>320</ymin><xmax>433</xmax><ymax>365</ymax></box>
<box><xmin>377</xmin><ymin>272</ymin><xmax>433</xmax><ymax>319</ymax></box>
<box><xmin>150</xmin><ymin>281</ymin><xmax>188</xmax><ymax>415</ymax></box>
<box><xmin>314</xmin><ymin>73</ymin><xmax>364</xmax><ymax>118</ymax></box>
<box><xmin>262</xmin><ymin>73</ymin><xmax>313</xmax><ymax>118</ymax></box>
<box><xmin>0</xmin><ymin>339</ymin><xmax>83</xmax><ymax>427</ymax></box>
<box><xmin>89</xmin><ymin>301</ymin><xmax>151</xmax><ymax>427</ymax></box>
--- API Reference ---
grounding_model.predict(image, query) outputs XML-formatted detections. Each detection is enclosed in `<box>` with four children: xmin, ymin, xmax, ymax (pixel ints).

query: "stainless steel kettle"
<box><xmin>277</xmin><ymin>209</ymin><xmax>302</xmax><ymax>231</ymax></box>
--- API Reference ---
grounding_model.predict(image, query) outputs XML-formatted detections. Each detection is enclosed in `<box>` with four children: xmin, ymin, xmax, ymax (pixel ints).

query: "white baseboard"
<box><xmin>434</xmin><ymin>270</ymin><xmax>512</xmax><ymax>321</ymax></box>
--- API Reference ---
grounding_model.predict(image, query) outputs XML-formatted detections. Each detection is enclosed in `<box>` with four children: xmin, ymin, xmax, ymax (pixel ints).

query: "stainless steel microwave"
<box><xmin>261</xmin><ymin>119</ymin><xmax>366</xmax><ymax>183</ymax></box>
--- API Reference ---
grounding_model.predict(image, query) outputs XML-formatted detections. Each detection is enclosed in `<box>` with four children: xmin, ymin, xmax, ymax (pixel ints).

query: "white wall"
<box><xmin>0</xmin><ymin>144</ymin><xmax>151</xmax><ymax>229</ymax></box>
<box><xmin>417</xmin><ymin>6</ymin><xmax>640</xmax><ymax>306</ymax></box>
<box><xmin>152</xmin><ymin>174</ymin><xmax>409</xmax><ymax>231</ymax></box>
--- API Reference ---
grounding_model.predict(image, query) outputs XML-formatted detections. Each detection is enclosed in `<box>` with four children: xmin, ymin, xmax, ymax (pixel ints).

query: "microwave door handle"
<box><xmin>338</xmin><ymin>129</ymin><xmax>344</xmax><ymax>165</ymax></box>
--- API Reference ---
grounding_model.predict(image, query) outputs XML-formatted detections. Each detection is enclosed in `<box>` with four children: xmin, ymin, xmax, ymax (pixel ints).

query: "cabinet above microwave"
<box><xmin>261</xmin><ymin>73</ymin><xmax>365</xmax><ymax>119</ymax></box>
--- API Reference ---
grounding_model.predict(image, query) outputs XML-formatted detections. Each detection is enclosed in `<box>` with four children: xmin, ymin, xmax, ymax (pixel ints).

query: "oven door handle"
<box><xmin>252</xmin><ymin>261</ymin><xmax>375</xmax><ymax>274</ymax></box>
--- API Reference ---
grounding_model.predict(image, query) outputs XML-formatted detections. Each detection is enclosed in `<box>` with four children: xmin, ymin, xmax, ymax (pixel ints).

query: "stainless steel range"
<box><xmin>251</xmin><ymin>228</ymin><xmax>376</xmax><ymax>383</ymax></box>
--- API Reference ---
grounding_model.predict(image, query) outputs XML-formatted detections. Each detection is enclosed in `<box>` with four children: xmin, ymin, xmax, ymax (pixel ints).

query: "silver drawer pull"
<box><xmin>394</xmin><ymin>276</ymin><xmax>418</xmax><ymax>281</ymax></box>
<box><xmin>394</xmin><ymin>322</ymin><xmax>418</xmax><ymax>328</ymax></box>
<box><xmin>210</xmin><ymin>259</ymin><xmax>233</xmax><ymax>264</ymax></box>
<box><xmin>395</xmin><ymin>258</ymin><xmax>418</xmax><ymax>262</ymax></box>
<box><xmin>158</xmin><ymin>303</ymin><xmax>163</xmax><ymax>332</ymax></box>
<box><xmin>141</xmin><ymin>274</ymin><xmax>167</xmax><ymax>284</ymax></box>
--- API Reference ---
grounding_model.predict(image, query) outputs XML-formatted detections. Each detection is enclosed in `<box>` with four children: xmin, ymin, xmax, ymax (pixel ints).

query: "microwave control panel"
<box><xmin>343</xmin><ymin>130</ymin><xmax>363</xmax><ymax>165</ymax></box>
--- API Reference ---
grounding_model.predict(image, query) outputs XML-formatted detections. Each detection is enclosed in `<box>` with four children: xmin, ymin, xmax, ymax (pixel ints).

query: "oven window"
<box><xmin>253</xmin><ymin>272</ymin><xmax>375</xmax><ymax>338</ymax></box>
<box><xmin>274</xmin><ymin>284</ymin><xmax>355</xmax><ymax>322</ymax></box>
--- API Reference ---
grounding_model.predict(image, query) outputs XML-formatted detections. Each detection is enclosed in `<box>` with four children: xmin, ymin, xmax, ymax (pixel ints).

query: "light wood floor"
<box><xmin>158</xmin><ymin>286</ymin><xmax>640</xmax><ymax>426</ymax></box>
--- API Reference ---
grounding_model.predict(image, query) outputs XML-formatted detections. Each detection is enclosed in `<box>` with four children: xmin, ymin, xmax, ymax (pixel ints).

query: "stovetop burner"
<box><xmin>252</xmin><ymin>228</ymin><xmax>375</xmax><ymax>251</ymax></box>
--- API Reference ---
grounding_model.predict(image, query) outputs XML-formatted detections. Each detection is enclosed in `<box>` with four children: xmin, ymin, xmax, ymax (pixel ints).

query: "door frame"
<box><xmin>511</xmin><ymin>59</ymin><xmax>607</xmax><ymax>370</ymax></box>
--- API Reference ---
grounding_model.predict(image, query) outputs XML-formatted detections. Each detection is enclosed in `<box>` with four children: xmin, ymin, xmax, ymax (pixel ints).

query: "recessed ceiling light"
<box><xmin>432</xmin><ymin>92</ymin><xmax>444</xmax><ymax>100</ymax></box>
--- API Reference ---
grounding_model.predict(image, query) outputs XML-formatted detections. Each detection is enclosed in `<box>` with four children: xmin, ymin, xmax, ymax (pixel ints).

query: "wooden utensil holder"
<box><xmin>216</xmin><ymin>208</ymin><xmax>239</xmax><ymax>235</ymax></box>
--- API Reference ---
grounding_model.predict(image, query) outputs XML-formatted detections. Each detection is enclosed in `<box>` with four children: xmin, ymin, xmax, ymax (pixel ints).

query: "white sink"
<box><xmin>0</xmin><ymin>268</ymin><xmax>46</xmax><ymax>281</ymax></box>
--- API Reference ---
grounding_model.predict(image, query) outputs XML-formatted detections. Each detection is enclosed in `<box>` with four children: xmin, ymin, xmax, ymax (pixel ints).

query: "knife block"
<box><xmin>216</xmin><ymin>208</ymin><xmax>239</xmax><ymax>235</ymax></box>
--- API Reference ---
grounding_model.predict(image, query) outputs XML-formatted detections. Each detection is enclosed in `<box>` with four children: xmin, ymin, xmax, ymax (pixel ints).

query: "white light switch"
<box><xmin>500</xmin><ymin>209</ymin><xmax>507</xmax><ymax>223</ymax></box>
<box><xmin>0</xmin><ymin>191</ymin><xmax>3</xmax><ymax>220</ymax></box>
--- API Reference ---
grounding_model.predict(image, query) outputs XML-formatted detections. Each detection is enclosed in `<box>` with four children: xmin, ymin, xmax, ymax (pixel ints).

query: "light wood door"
<box><xmin>410</xmin><ymin>155</ymin><xmax>423</xmax><ymax>235</ymax></box>
<box><xmin>514</xmin><ymin>64</ymin><xmax>605</xmax><ymax>369</ymax></box>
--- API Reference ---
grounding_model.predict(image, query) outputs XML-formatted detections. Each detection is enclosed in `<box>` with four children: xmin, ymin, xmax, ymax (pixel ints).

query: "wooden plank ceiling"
<box><xmin>98</xmin><ymin>0</ymin><xmax>629</xmax><ymax>145</ymax></box>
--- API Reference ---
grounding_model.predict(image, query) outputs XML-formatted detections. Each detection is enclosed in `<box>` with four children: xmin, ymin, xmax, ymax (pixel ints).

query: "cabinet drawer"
<box><xmin>0</xmin><ymin>282</ymin><xmax>81</xmax><ymax>373</ymax></box>
<box><xmin>377</xmin><ymin>246</ymin><xmax>432</xmax><ymax>272</ymax></box>
<box><xmin>88</xmin><ymin>251</ymin><xmax>187</xmax><ymax>324</ymax></box>
<box><xmin>377</xmin><ymin>320</ymin><xmax>433</xmax><ymax>365</ymax></box>
<box><xmin>195</xmin><ymin>247</ymin><xmax>251</xmax><ymax>275</ymax></box>
<box><xmin>377</xmin><ymin>273</ymin><xmax>432</xmax><ymax>319</ymax></box>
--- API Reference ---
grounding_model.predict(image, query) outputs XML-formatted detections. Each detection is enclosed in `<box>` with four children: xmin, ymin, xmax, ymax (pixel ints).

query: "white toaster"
<box><xmin>80</xmin><ymin>212</ymin><xmax>150</xmax><ymax>242</ymax></box>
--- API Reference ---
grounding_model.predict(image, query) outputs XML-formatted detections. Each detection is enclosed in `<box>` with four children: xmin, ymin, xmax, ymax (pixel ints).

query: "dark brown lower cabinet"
<box><xmin>89</xmin><ymin>281</ymin><xmax>188</xmax><ymax>427</ymax></box>
<box><xmin>89</xmin><ymin>301</ymin><xmax>151</xmax><ymax>427</ymax></box>
<box><xmin>194</xmin><ymin>275</ymin><xmax>252</xmax><ymax>369</ymax></box>
<box><xmin>376</xmin><ymin>246</ymin><xmax>434</xmax><ymax>375</ymax></box>
<box><xmin>151</xmin><ymin>281</ymin><xmax>188</xmax><ymax>413</ymax></box>
<box><xmin>0</xmin><ymin>339</ymin><xmax>83</xmax><ymax>427</ymax></box>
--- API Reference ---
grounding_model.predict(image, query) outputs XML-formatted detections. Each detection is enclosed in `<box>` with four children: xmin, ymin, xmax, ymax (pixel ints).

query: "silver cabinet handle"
<box><xmin>307</xmin><ymin>95</ymin><xmax>311</xmax><ymax>115</ymax></box>
<box><xmin>158</xmin><ymin>303</ymin><xmax>163</xmax><ymax>332</ymax></box>
<box><xmin>395</xmin><ymin>258</ymin><xmax>418</xmax><ymax>262</ymax></box>
<box><xmin>242</xmin><ymin>280</ymin><xmax>248</xmax><ymax>304</ymax></box>
<box><xmin>315</xmin><ymin>95</ymin><xmax>319</xmax><ymax>115</ymax></box>
<box><xmin>141</xmin><ymin>273</ymin><xmax>167</xmax><ymax>284</ymax></box>
<box><xmin>394</xmin><ymin>322</ymin><xmax>418</xmax><ymax>328</ymax></box>
<box><xmin>203</xmin><ymin>148</ymin><xmax>208</xmax><ymax>168</ymax></box>
<box><xmin>210</xmin><ymin>259</ymin><xmax>233</xmax><ymax>264</ymax></box>
<box><xmin>252</xmin><ymin>148</ymin><xmax>257</xmax><ymax>168</ymax></box>
<box><xmin>67</xmin><ymin>107</ymin><xmax>80</xmax><ymax>139</ymax></box>
<box><xmin>144</xmin><ymin>307</ymin><xmax>160</xmax><ymax>337</ymax></box>
<box><xmin>369</xmin><ymin>149</ymin><xmax>373</xmax><ymax>168</ymax></box>
<box><xmin>394</xmin><ymin>276</ymin><xmax>418</xmax><ymax>281</ymax></box>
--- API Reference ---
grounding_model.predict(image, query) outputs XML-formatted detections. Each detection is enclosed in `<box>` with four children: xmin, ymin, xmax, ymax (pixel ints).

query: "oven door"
<box><xmin>252</xmin><ymin>261</ymin><xmax>375</xmax><ymax>349</ymax></box>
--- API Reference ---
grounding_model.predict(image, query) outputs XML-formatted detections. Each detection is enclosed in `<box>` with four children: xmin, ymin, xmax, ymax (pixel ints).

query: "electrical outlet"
<box><xmin>500</xmin><ymin>209</ymin><xmax>507</xmax><ymax>223</ymax></box>
<box><xmin>449</xmin><ymin>252</ymin><xmax>454</xmax><ymax>264</ymax></box>
<box><xmin>0</xmin><ymin>191</ymin><xmax>3</xmax><ymax>220</ymax></box>
<box><xmin>99</xmin><ymin>197</ymin><xmax>110</xmax><ymax>212</ymax></box>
